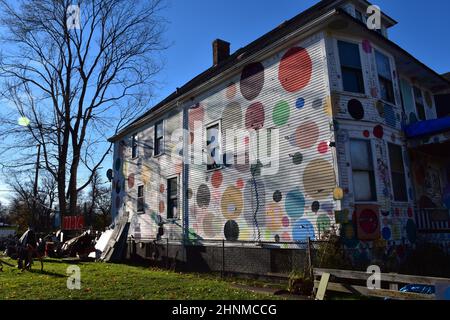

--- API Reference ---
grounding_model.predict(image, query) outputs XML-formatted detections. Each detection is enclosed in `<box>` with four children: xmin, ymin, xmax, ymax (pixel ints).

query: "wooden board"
<box><xmin>314</xmin><ymin>280</ymin><xmax>435</xmax><ymax>300</ymax></box>
<box><xmin>314</xmin><ymin>268</ymin><xmax>450</xmax><ymax>286</ymax></box>
<box><xmin>315</xmin><ymin>272</ymin><xmax>330</xmax><ymax>300</ymax></box>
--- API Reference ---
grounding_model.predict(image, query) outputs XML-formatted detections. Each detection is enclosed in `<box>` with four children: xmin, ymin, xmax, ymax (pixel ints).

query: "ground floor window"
<box><xmin>167</xmin><ymin>177</ymin><xmax>178</xmax><ymax>219</ymax></box>
<box><xmin>350</xmin><ymin>139</ymin><xmax>377</xmax><ymax>202</ymax></box>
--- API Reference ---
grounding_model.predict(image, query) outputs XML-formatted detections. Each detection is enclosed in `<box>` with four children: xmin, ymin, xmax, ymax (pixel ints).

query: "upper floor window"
<box><xmin>137</xmin><ymin>185</ymin><xmax>144</xmax><ymax>213</ymax></box>
<box><xmin>375</xmin><ymin>50</ymin><xmax>395</xmax><ymax>103</ymax></box>
<box><xmin>131</xmin><ymin>134</ymin><xmax>139</xmax><ymax>158</ymax></box>
<box><xmin>206</xmin><ymin>122</ymin><xmax>221</xmax><ymax>171</ymax></box>
<box><xmin>413</xmin><ymin>87</ymin><xmax>426</xmax><ymax>121</ymax></box>
<box><xmin>154</xmin><ymin>120</ymin><xmax>164</xmax><ymax>156</ymax></box>
<box><xmin>355</xmin><ymin>10</ymin><xmax>364</xmax><ymax>23</ymax></box>
<box><xmin>388</xmin><ymin>143</ymin><xmax>407</xmax><ymax>202</ymax></box>
<box><xmin>350</xmin><ymin>139</ymin><xmax>377</xmax><ymax>202</ymax></box>
<box><xmin>167</xmin><ymin>177</ymin><xmax>178</xmax><ymax>219</ymax></box>
<box><xmin>338</xmin><ymin>41</ymin><xmax>365</xmax><ymax>94</ymax></box>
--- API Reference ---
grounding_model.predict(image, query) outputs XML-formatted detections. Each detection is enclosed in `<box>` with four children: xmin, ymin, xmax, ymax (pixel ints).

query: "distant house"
<box><xmin>108</xmin><ymin>0</ymin><xmax>450</xmax><ymax>272</ymax></box>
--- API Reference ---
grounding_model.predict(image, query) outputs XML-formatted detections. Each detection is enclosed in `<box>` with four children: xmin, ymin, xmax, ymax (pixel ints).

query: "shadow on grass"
<box><xmin>28</xmin><ymin>268</ymin><xmax>66</xmax><ymax>278</ymax></box>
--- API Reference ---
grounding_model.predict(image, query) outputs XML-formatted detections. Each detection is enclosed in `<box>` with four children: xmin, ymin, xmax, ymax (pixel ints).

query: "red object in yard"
<box><xmin>45</xmin><ymin>242</ymin><xmax>54</xmax><ymax>257</ymax></box>
<box><xmin>62</xmin><ymin>215</ymin><xmax>85</xmax><ymax>230</ymax></box>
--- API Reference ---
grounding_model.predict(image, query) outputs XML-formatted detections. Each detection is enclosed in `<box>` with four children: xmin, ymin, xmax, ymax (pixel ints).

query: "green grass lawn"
<box><xmin>0</xmin><ymin>258</ymin><xmax>283</xmax><ymax>300</ymax></box>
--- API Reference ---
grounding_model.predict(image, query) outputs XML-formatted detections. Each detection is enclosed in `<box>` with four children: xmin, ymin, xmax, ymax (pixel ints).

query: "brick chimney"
<box><xmin>212</xmin><ymin>39</ymin><xmax>230</xmax><ymax>66</ymax></box>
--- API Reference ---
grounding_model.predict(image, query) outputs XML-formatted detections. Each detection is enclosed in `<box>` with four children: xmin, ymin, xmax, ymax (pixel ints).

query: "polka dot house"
<box><xmin>108</xmin><ymin>1</ymin><xmax>450</xmax><ymax>273</ymax></box>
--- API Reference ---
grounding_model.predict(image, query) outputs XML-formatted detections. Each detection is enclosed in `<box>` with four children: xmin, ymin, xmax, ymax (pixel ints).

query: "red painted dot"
<box><xmin>318</xmin><ymin>141</ymin><xmax>329</xmax><ymax>154</ymax></box>
<box><xmin>407</xmin><ymin>207</ymin><xmax>413</xmax><ymax>218</ymax></box>
<box><xmin>128</xmin><ymin>173</ymin><xmax>135</xmax><ymax>189</ymax></box>
<box><xmin>363</xmin><ymin>130</ymin><xmax>370</xmax><ymax>138</ymax></box>
<box><xmin>236</xmin><ymin>178</ymin><xmax>244</xmax><ymax>189</ymax></box>
<box><xmin>278</xmin><ymin>47</ymin><xmax>312</xmax><ymax>92</ymax></box>
<box><xmin>244</xmin><ymin>136</ymin><xmax>250</xmax><ymax>145</ymax></box>
<box><xmin>211</xmin><ymin>170</ymin><xmax>223</xmax><ymax>188</ymax></box>
<box><xmin>373</xmin><ymin>125</ymin><xmax>384</xmax><ymax>139</ymax></box>
<box><xmin>245</xmin><ymin>102</ymin><xmax>265</xmax><ymax>129</ymax></box>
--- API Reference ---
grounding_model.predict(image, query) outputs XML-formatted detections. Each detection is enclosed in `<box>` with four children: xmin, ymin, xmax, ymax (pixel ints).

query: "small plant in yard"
<box><xmin>288</xmin><ymin>269</ymin><xmax>314</xmax><ymax>296</ymax></box>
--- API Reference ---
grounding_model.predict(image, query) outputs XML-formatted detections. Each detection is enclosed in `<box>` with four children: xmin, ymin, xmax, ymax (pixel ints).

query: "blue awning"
<box><xmin>405</xmin><ymin>116</ymin><xmax>450</xmax><ymax>138</ymax></box>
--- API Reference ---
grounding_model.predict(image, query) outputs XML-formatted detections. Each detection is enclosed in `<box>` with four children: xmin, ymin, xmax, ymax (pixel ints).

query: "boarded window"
<box><xmin>137</xmin><ymin>185</ymin><xmax>144</xmax><ymax>213</ymax></box>
<box><xmin>167</xmin><ymin>177</ymin><xmax>178</xmax><ymax>219</ymax></box>
<box><xmin>131</xmin><ymin>134</ymin><xmax>139</xmax><ymax>158</ymax></box>
<box><xmin>338</xmin><ymin>41</ymin><xmax>365</xmax><ymax>94</ymax></box>
<box><xmin>413</xmin><ymin>87</ymin><xmax>426</xmax><ymax>121</ymax></box>
<box><xmin>206</xmin><ymin>122</ymin><xmax>221</xmax><ymax>171</ymax></box>
<box><xmin>388</xmin><ymin>143</ymin><xmax>407</xmax><ymax>202</ymax></box>
<box><xmin>375</xmin><ymin>51</ymin><xmax>394</xmax><ymax>103</ymax></box>
<box><xmin>350</xmin><ymin>139</ymin><xmax>377</xmax><ymax>201</ymax></box>
<box><xmin>154</xmin><ymin>120</ymin><xmax>164</xmax><ymax>156</ymax></box>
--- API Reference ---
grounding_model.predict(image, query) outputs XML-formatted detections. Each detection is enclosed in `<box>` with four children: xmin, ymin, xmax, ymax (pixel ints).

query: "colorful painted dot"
<box><xmin>240</xmin><ymin>62</ymin><xmax>265</xmax><ymax>101</ymax></box>
<box><xmin>128</xmin><ymin>173</ymin><xmax>135</xmax><ymax>189</ymax></box>
<box><xmin>282</xmin><ymin>216</ymin><xmax>290</xmax><ymax>227</ymax></box>
<box><xmin>278</xmin><ymin>47</ymin><xmax>312</xmax><ymax>93</ymax></box>
<box><xmin>292</xmin><ymin>219</ymin><xmax>315</xmax><ymax>242</ymax></box>
<box><xmin>296</xmin><ymin>97</ymin><xmax>305</xmax><ymax>109</ymax></box>
<box><xmin>211</xmin><ymin>170</ymin><xmax>223</xmax><ymax>188</ymax></box>
<box><xmin>363</xmin><ymin>130</ymin><xmax>370</xmax><ymax>138</ymax></box>
<box><xmin>245</xmin><ymin>102</ymin><xmax>265</xmax><ymax>129</ymax></box>
<box><xmin>295</xmin><ymin>121</ymin><xmax>319</xmax><ymax>149</ymax></box>
<box><xmin>236</xmin><ymin>178</ymin><xmax>244</xmax><ymax>189</ymax></box>
<box><xmin>273</xmin><ymin>190</ymin><xmax>282</xmax><ymax>202</ymax></box>
<box><xmin>285</xmin><ymin>188</ymin><xmax>305</xmax><ymax>218</ymax></box>
<box><xmin>373</xmin><ymin>125</ymin><xmax>384</xmax><ymax>139</ymax></box>
<box><xmin>311</xmin><ymin>201</ymin><xmax>320</xmax><ymax>213</ymax></box>
<box><xmin>292</xmin><ymin>152</ymin><xmax>303</xmax><ymax>165</ymax></box>
<box><xmin>318</xmin><ymin>141</ymin><xmax>328</xmax><ymax>154</ymax></box>
<box><xmin>273</xmin><ymin>100</ymin><xmax>290</xmax><ymax>126</ymax></box>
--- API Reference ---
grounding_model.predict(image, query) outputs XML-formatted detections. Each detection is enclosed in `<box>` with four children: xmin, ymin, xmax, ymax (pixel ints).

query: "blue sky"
<box><xmin>1</xmin><ymin>0</ymin><xmax>449</xmax><ymax>204</ymax></box>
<box><xmin>154</xmin><ymin>0</ymin><xmax>450</xmax><ymax>102</ymax></box>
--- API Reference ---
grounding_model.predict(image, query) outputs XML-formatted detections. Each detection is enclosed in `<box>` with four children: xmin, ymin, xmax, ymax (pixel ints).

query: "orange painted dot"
<box><xmin>236</xmin><ymin>178</ymin><xmax>244</xmax><ymax>189</ymax></box>
<box><xmin>226</xmin><ymin>82</ymin><xmax>237</xmax><ymax>99</ymax></box>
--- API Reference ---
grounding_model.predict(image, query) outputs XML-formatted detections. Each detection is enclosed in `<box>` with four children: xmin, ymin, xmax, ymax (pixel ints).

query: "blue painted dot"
<box><xmin>292</xmin><ymin>219</ymin><xmax>315</xmax><ymax>242</ymax></box>
<box><xmin>382</xmin><ymin>227</ymin><xmax>391</xmax><ymax>240</ymax></box>
<box><xmin>296</xmin><ymin>97</ymin><xmax>305</xmax><ymax>109</ymax></box>
<box><xmin>285</xmin><ymin>188</ymin><xmax>305</xmax><ymax>218</ymax></box>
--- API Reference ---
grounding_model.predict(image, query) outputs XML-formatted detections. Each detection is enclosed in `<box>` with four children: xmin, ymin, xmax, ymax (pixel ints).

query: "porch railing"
<box><xmin>415</xmin><ymin>208</ymin><xmax>450</xmax><ymax>233</ymax></box>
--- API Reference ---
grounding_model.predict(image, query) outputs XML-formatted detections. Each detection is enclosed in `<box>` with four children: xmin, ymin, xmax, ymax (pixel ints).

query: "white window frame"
<box><xmin>348</xmin><ymin>138</ymin><xmax>378</xmax><ymax>203</ymax></box>
<box><xmin>205</xmin><ymin>119</ymin><xmax>223</xmax><ymax>172</ymax></box>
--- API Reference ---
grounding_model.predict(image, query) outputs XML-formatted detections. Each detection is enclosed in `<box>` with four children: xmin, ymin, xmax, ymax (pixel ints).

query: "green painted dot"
<box><xmin>273</xmin><ymin>100</ymin><xmax>290</xmax><ymax>126</ymax></box>
<box><xmin>317</xmin><ymin>214</ymin><xmax>331</xmax><ymax>236</ymax></box>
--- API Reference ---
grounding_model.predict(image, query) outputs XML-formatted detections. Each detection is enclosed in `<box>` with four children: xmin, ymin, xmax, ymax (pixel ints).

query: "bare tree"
<box><xmin>6</xmin><ymin>171</ymin><xmax>56</xmax><ymax>231</ymax></box>
<box><xmin>0</xmin><ymin>0</ymin><xmax>166</xmax><ymax>218</ymax></box>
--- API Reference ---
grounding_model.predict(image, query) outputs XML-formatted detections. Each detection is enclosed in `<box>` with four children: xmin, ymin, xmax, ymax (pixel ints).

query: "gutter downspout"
<box><xmin>182</xmin><ymin>100</ymin><xmax>190</xmax><ymax>244</ymax></box>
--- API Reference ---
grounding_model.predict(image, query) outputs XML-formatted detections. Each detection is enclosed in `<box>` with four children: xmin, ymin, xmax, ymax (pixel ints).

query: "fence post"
<box><xmin>221</xmin><ymin>239</ymin><xmax>225</xmax><ymax>278</ymax></box>
<box><xmin>166</xmin><ymin>238</ymin><xmax>169</xmax><ymax>269</ymax></box>
<box><xmin>307</xmin><ymin>237</ymin><xmax>313</xmax><ymax>279</ymax></box>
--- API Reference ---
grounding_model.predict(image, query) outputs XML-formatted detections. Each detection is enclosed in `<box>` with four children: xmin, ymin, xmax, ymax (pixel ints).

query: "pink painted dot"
<box><xmin>363</xmin><ymin>130</ymin><xmax>370</xmax><ymax>138</ymax></box>
<box><xmin>318</xmin><ymin>141</ymin><xmax>329</xmax><ymax>154</ymax></box>
<box><xmin>282</xmin><ymin>216</ymin><xmax>290</xmax><ymax>228</ymax></box>
<box><xmin>236</xmin><ymin>178</ymin><xmax>244</xmax><ymax>189</ymax></box>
